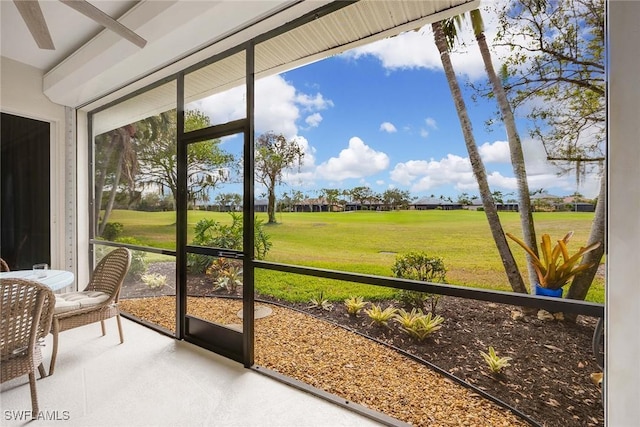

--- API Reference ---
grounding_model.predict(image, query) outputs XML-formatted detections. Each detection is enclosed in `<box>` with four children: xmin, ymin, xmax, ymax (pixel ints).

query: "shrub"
<box><xmin>95</xmin><ymin>238</ymin><xmax>147</xmax><ymax>280</ymax></box>
<box><xmin>141</xmin><ymin>273</ymin><xmax>167</xmax><ymax>290</ymax></box>
<box><xmin>394</xmin><ymin>307</ymin><xmax>422</xmax><ymax>330</ymax></box>
<box><xmin>365</xmin><ymin>304</ymin><xmax>397</xmax><ymax>327</ymax></box>
<box><xmin>308</xmin><ymin>291</ymin><xmax>333</xmax><ymax>311</ymax></box>
<box><xmin>206</xmin><ymin>258</ymin><xmax>243</xmax><ymax>293</ymax></box>
<box><xmin>394</xmin><ymin>308</ymin><xmax>444</xmax><ymax>341</ymax></box>
<box><xmin>344</xmin><ymin>296</ymin><xmax>367</xmax><ymax>316</ymax></box>
<box><xmin>102</xmin><ymin>222</ymin><xmax>123</xmax><ymax>241</ymax></box>
<box><xmin>114</xmin><ymin>237</ymin><xmax>147</xmax><ymax>279</ymax></box>
<box><xmin>480</xmin><ymin>346</ymin><xmax>512</xmax><ymax>374</ymax></box>
<box><xmin>188</xmin><ymin>213</ymin><xmax>272</xmax><ymax>273</ymax></box>
<box><xmin>391</xmin><ymin>252</ymin><xmax>447</xmax><ymax>313</ymax></box>
<box><xmin>137</xmin><ymin>193</ymin><xmax>175</xmax><ymax>212</ymax></box>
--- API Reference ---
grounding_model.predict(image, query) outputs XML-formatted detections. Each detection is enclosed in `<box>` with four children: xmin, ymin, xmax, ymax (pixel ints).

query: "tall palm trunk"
<box><xmin>432</xmin><ymin>20</ymin><xmax>527</xmax><ymax>294</ymax></box>
<box><xmin>566</xmin><ymin>175</ymin><xmax>605</xmax><ymax>303</ymax></box>
<box><xmin>472</xmin><ymin>10</ymin><xmax>539</xmax><ymax>291</ymax></box>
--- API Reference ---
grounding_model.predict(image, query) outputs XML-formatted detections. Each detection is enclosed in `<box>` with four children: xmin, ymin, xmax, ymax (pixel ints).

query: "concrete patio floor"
<box><xmin>1</xmin><ymin>317</ymin><xmax>383</xmax><ymax>426</ymax></box>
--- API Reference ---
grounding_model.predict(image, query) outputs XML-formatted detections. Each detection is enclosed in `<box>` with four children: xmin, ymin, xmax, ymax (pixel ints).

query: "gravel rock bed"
<box><xmin>120</xmin><ymin>296</ymin><xmax>530</xmax><ymax>426</ymax></box>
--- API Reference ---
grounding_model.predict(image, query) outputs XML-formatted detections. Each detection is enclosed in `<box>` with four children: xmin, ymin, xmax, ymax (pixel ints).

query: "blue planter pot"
<box><xmin>534</xmin><ymin>284</ymin><xmax>563</xmax><ymax>298</ymax></box>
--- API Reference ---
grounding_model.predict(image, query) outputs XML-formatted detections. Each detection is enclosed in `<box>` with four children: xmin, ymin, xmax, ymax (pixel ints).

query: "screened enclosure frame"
<box><xmin>86</xmin><ymin>0</ymin><xmax>604</xmax><ymax>371</ymax></box>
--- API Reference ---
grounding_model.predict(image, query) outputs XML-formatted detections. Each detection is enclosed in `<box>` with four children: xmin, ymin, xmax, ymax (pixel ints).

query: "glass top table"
<box><xmin>0</xmin><ymin>270</ymin><xmax>74</xmax><ymax>291</ymax></box>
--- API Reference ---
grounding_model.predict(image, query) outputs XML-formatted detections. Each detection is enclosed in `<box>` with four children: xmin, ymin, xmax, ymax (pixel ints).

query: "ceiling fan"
<box><xmin>13</xmin><ymin>0</ymin><xmax>147</xmax><ymax>50</ymax></box>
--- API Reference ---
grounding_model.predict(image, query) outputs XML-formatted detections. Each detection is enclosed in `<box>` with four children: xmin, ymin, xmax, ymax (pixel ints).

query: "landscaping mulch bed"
<box><xmin>119</xmin><ymin>266</ymin><xmax>604</xmax><ymax>427</ymax></box>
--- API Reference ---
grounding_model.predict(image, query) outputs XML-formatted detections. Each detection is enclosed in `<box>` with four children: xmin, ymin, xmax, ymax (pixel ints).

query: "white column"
<box><xmin>607</xmin><ymin>1</ymin><xmax>640</xmax><ymax>423</ymax></box>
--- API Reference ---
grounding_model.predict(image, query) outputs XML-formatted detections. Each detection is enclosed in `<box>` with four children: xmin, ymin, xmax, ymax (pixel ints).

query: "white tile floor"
<box><xmin>1</xmin><ymin>317</ymin><xmax>383</xmax><ymax>426</ymax></box>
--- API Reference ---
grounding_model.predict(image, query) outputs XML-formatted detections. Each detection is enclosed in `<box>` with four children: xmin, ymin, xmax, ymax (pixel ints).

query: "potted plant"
<box><xmin>506</xmin><ymin>231</ymin><xmax>601</xmax><ymax>297</ymax></box>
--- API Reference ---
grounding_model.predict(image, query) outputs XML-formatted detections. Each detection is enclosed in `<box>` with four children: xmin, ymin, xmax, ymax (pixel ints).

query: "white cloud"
<box><xmin>420</xmin><ymin>117</ymin><xmax>438</xmax><ymax>139</ymax></box>
<box><xmin>390</xmin><ymin>154</ymin><xmax>474</xmax><ymax>191</ymax></box>
<box><xmin>255</xmin><ymin>75</ymin><xmax>300</xmax><ymax>138</ymax></box>
<box><xmin>479</xmin><ymin>140</ymin><xmax>511</xmax><ymax>163</ymax></box>
<box><xmin>387</xmin><ymin>135</ymin><xmax>603</xmax><ymax>198</ymax></box>
<box><xmin>192</xmin><ymin>75</ymin><xmax>333</xmax><ymax>140</ymax></box>
<box><xmin>487</xmin><ymin>172</ymin><xmax>517</xmax><ymax>190</ymax></box>
<box><xmin>380</xmin><ymin>122</ymin><xmax>397</xmax><ymax>133</ymax></box>
<box><xmin>316</xmin><ymin>137</ymin><xmax>390</xmax><ymax>181</ymax></box>
<box><xmin>295</xmin><ymin>93</ymin><xmax>334</xmax><ymax>111</ymax></box>
<box><xmin>305</xmin><ymin>113</ymin><xmax>323</xmax><ymax>128</ymax></box>
<box><xmin>189</xmin><ymin>86</ymin><xmax>245</xmax><ymax>126</ymax></box>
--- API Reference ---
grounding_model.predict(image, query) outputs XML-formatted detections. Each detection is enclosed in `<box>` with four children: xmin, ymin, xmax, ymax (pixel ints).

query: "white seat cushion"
<box><xmin>54</xmin><ymin>291</ymin><xmax>110</xmax><ymax>314</ymax></box>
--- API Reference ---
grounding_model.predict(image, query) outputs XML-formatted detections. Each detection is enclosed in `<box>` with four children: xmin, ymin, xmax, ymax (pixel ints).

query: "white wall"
<box><xmin>607</xmin><ymin>1</ymin><xmax>640</xmax><ymax>423</ymax></box>
<box><xmin>0</xmin><ymin>56</ymin><xmax>70</xmax><ymax>279</ymax></box>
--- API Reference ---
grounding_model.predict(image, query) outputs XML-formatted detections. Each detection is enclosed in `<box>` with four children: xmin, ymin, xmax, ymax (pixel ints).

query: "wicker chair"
<box><xmin>1</xmin><ymin>278</ymin><xmax>55</xmax><ymax>417</ymax></box>
<box><xmin>0</xmin><ymin>257</ymin><xmax>10</xmax><ymax>272</ymax></box>
<box><xmin>49</xmin><ymin>247</ymin><xmax>131</xmax><ymax>375</ymax></box>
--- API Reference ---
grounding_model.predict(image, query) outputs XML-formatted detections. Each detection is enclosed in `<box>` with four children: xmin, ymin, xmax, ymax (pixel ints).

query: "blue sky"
<box><xmin>194</xmin><ymin>4</ymin><xmax>602</xmax><ymax>201</ymax></box>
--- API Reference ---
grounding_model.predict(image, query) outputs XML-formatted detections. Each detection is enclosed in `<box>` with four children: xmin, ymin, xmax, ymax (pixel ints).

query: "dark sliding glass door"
<box><xmin>0</xmin><ymin>112</ymin><xmax>51</xmax><ymax>269</ymax></box>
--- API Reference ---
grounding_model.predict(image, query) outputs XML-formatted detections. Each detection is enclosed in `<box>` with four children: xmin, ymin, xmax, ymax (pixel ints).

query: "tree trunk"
<box><xmin>475</xmin><ymin>28</ymin><xmax>538</xmax><ymax>291</ymax></box>
<box><xmin>565</xmin><ymin>175</ymin><xmax>606</xmax><ymax>319</ymax></box>
<box><xmin>267</xmin><ymin>187</ymin><xmax>277</xmax><ymax>224</ymax></box>
<box><xmin>432</xmin><ymin>21</ymin><xmax>527</xmax><ymax>294</ymax></box>
<box><xmin>94</xmin><ymin>136</ymin><xmax>117</xmax><ymax>235</ymax></box>
<box><xmin>99</xmin><ymin>149</ymin><xmax>124</xmax><ymax>236</ymax></box>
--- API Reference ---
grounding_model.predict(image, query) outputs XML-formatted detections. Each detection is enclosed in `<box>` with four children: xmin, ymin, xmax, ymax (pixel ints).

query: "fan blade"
<box><xmin>13</xmin><ymin>0</ymin><xmax>55</xmax><ymax>50</ymax></box>
<box><xmin>59</xmin><ymin>0</ymin><xmax>146</xmax><ymax>48</ymax></box>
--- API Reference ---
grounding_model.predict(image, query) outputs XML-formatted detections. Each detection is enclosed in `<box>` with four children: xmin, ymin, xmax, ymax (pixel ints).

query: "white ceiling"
<box><xmin>1</xmin><ymin>0</ymin><xmax>139</xmax><ymax>71</ymax></box>
<box><xmin>1</xmin><ymin>0</ymin><xmax>478</xmax><ymax>109</ymax></box>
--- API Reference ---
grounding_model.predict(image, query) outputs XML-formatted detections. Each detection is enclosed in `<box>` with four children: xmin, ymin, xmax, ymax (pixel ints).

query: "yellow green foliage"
<box><xmin>480</xmin><ymin>346</ymin><xmax>512</xmax><ymax>374</ymax></box>
<box><xmin>507</xmin><ymin>231</ymin><xmax>600</xmax><ymax>290</ymax></box>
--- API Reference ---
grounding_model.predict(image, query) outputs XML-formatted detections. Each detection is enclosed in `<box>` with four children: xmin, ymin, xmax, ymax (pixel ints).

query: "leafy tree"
<box><xmin>278</xmin><ymin>192</ymin><xmax>292</xmax><ymax>212</ymax></box>
<box><xmin>456</xmin><ymin>192</ymin><xmax>477</xmax><ymax>206</ymax></box>
<box><xmin>432</xmin><ymin>18</ymin><xmax>527</xmax><ymax>294</ymax></box>
<box><xmin>215</xmin><ymin>192</ymin><xmax>241</xmax><ymax>212</ymax></box>
<box><xmin>319</xmin><ymin>188</ymin><xmax>342</xmax><ymax>212</ymax></box>
<box><xmin>291</xmin><ymin>190</ymin><xmax>306</xmax><ymax>212</ymax></box>
<box><xmin>136</xmin><ymin>110</ymin><xmax>235</xmax><ymax>210</ymax></box>
<box><xmin>491</xmin><ymin>190</ymin><xmax>504</xmax><ymax>205</ymax></box>
<box><xmin>349</xmin><ymin>186</ymin><xmax>377</xmax><ymax>210</ymax></box>
<box><xmin>382</xmin><ymin>188</ymin><xmax>413</xmax><ymax>210</ymax></box>
<box><xmin>137</xmin><ymin>192</ymin><xmax>174</xmax><ymax>212</ymax></box>
<box><xmin>94</xmin><ymin>125</ymin><xmax>138</xmax><ymax>236</ymax></box>
<box><xmin>255</xmin><ymin>132</ymin><xmax>304</xmax><ymax>223</ymax></box>
<box><xmin>495</xmin><ymin>0</ymin><xmax>605</xmax><ymax>302</ymax></box>
<box><xmin>188</xmin><ymin>212</ymin><xmax>271</xmax><ymax>273</ymax></box>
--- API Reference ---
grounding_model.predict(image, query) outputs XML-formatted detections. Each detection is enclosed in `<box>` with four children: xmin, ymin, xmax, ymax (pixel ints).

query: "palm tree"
<box><xmin>565</xmin><ymin>175</ymin><xmax>605</xmax><ymax>302</ymax></box>
<box><xmin>432</xmin><ymin>19</ymin><xmax>527</xmax><ymax>294</ymax></box>
<box><xmin>468</xmin><ymin>9</ymin><xmax>539</xmax><ymax>289</ymax></box>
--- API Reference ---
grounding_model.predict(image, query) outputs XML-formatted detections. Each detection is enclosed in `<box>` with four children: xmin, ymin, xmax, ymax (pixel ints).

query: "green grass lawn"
<box><xmin>105</xmin><ymin>209</ymin><xmax>604</xmax><ymax>303</ymax></box>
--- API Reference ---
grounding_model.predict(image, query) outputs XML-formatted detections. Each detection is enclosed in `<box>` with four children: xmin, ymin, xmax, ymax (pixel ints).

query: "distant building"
<box><xmin>254</xmin><ymin>199</ymin><xmax>268</xmax><ymax>212</ymax></box>
<box><xmin>411</xmin><ymin>197</ymin><xmax>462</xmax><ymax>211</ymax></box>
<box><xmin>571</xmin><ymin>202</ymin><xmax>596</xmax><ymax>212</ymax></box>
<box><xmin>496</xmin><ymin>202</ymin><xmax>519</xmax><ymax>212</ymax></box>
